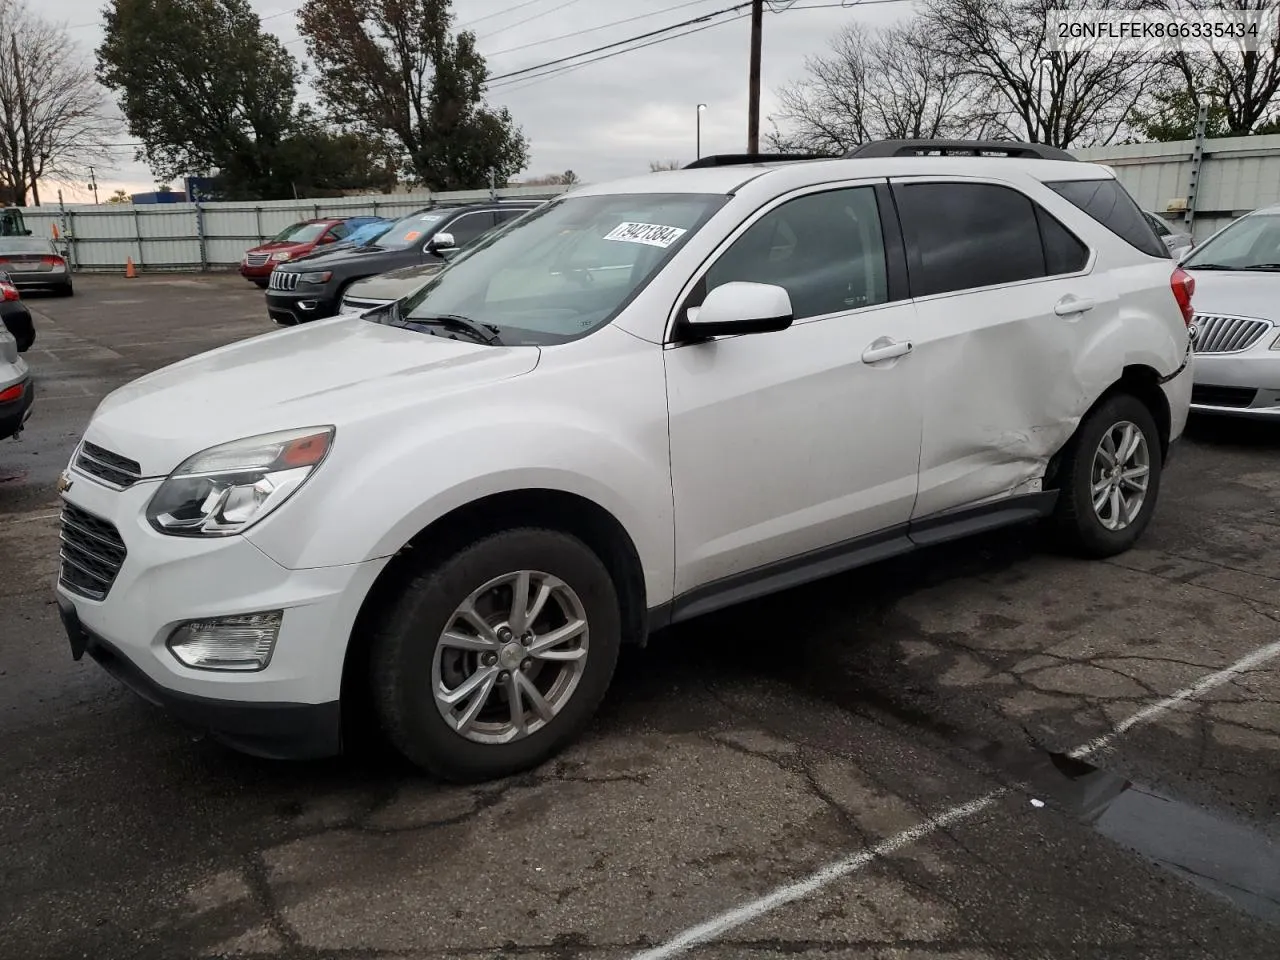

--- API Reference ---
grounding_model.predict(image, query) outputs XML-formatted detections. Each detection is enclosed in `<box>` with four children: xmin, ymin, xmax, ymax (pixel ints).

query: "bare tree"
<box><xmin>1147</xmin><ymin>0</ymin><xmax>1280</xmax><ymax>136</ymax></box>
<box><xmin>767</xmin><ymin>21</ymin><xmax>999</xmax><ymax>155</ymax></box>
<box><xmin>918</xmin><ymin>0</ymin><xmax>1158</xmax><ymax>148</ymax></box>
<box><xmin>0</xmin><ymin>0</ymin><xmax>117</xmax><ymax>204</ymax></box>
<box><xmin>649</xmin><ymin>160</ymin><xmax>681</xmax><ymax>171</ymax></box>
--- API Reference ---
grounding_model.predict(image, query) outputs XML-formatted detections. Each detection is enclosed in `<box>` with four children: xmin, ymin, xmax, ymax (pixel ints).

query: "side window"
<box><xmin>895</xmin><ymin>182</ymin><xmax>1045</xmax><ymax>296</ymax></box>
<box><xmin>1036</xmin><ymin>207</ymin><xmax>1089</xmax><ymax>275</ymax></box>
<box><xmin>703</xmin><ymin>186</ymin><xmax>889</xmax><ymax>321</ymax></box>
<box><xmin>445</xmin><ymin>212</ymin><xmax>498</xmax><ymax>248</ymax></box>
<box><xmin>495</xmin><ymin>207</ymin><xmax>528</xmax><ymax>224</ymax></box>
<box><xmin>1046</xmin><ymin>179</ymin><xmax>1168</xmax><ymax>258</ymax></box>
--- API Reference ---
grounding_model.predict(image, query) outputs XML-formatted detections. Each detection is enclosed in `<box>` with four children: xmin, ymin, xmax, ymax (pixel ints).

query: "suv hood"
<box><xmin>1186</xmin><ymin>271</ymin><xmax>1280</xmax><ymax>322</ymax></box>
<box><xmin>347</xmin><ymin>261</ymin><xmax>446</xmax><ymax>301</ymax></box>
<box><xmin>83</xmin><ymin>317</ymin><xmax>540</xmax><ymax>477</ymax></box>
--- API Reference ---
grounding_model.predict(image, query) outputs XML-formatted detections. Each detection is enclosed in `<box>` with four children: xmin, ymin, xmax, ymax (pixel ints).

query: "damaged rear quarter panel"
<box><xmin>911</xmin><ymin>258</ymin><xmax>1183</xmax><ymax>520</ymax></box>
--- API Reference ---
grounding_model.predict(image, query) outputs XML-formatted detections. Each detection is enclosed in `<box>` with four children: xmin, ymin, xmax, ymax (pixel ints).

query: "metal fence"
<box><xmin>1074</xmin><ymin>133</ymin><xmax>1280</xmax><ymax>241</ymax></box>
<box><xmin>29</xmin><ymin>186</ymin><xmax>572</xmax><ymax>273</ymax></box>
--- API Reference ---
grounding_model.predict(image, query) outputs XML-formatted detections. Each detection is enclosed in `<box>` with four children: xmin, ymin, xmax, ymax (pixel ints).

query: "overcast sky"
<box><xmin>57</xmin><ymin>0</ymin><xmax>912</xmax><ymax>202</ymax></box>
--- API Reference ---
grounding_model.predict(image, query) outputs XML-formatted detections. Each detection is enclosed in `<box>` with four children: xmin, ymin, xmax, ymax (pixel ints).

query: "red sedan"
<box><xmin>240</xmin><ymin>219</ymin><xmax>350</xmax><ymax>287</ymax></box>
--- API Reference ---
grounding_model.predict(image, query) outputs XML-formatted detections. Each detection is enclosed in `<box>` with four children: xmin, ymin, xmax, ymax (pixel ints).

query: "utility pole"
<box><xmin>747</xmin><ymin>0</ymin><xmax>763</xmax><ymax>154</ymax></box>
<box><xmin>88</xmin><ymin>167</ymin><xmax>99</xmax><ymax>205</ymax></box>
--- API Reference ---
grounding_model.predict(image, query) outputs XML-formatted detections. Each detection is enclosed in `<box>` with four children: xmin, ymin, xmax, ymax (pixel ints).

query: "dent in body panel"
<box><xmin>911</xmin><ymin>276</ymin><xmax>1116</xmax><ymax>519</ymax></box>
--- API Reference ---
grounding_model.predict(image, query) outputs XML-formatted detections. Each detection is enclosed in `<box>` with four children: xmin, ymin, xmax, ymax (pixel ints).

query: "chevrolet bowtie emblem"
<box><xmin>56</xmin><ymin>471</ymin><xmax>73</xmax><ymax>494</ymax></box>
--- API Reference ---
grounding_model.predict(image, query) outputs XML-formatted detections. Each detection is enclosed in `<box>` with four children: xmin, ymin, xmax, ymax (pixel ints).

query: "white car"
<box><xmin>55</xmin><ymin>143</ymin><xmax>1194</xmax><ymax>781</ymax></box>
<box><xmin>1144</xmin><ymin>211</ymin><xmax>1194</xmax><ymax>260</ymax></box>
<box><xmin>1178</xmin><ymin>204</ymin><xmax>1280</xmax><ymax>416</ymax></box>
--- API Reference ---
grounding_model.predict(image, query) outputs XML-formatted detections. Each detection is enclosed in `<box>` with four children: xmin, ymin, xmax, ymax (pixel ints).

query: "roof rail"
<box><xmin>681</xmin><ymin>153</ymin><xmax>832</xmax><ymax>169</ymax></box>
<box><xmin>844</xmin><ymin>139</ymin><xmax>1077</xmax><ymax>162</ymax></box>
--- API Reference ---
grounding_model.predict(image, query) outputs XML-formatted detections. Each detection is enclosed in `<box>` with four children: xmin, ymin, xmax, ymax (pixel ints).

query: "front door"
<box><xmin>665</xmin><ymin>183</ymin><xmax>923</xmax><ymax>595</ymax></box>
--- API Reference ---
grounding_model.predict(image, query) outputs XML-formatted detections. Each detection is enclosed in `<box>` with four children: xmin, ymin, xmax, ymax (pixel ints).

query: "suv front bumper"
<box><xmin>266</xmin><ymin>288</ymin><xmax>341</xmax><ymax>325</ymax></box>
<box><xmin>53</xmin><ymin>474</ymin><xmax>389</xmax><ymax>758</ymax></box>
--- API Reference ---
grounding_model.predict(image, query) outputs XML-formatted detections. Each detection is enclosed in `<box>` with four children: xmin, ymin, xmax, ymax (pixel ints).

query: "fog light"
<box><xmin>167</xmin><ymin>611</ymin><xmax>282</xmax><ymax>671</ymax></box>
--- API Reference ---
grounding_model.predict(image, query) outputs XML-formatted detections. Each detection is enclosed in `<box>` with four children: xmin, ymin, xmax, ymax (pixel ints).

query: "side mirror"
<box><xmin>682</xmin><ymin>282</ymin><xmax>794</xmax><ymax>339</ymax></box>
<box><xmin>427</xmin><ymin>231</ymin><xmax>458</xmax><ymax>254</ymax></box>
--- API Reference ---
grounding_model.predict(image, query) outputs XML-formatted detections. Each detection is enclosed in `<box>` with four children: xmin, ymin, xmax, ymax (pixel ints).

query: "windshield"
<box><xmin>1184</xmin><ymin>213</ymin><xmax>1280</xmax><ymax>270</ymax></box>
<box><xmin>374</xmin><ymin>210</ymin><xmax>455</xmax><ymax>249</ymax></box>
<box><xmin>384</xmin><ymin>193</ymin><xmax>726</xmax><ymax>345</ymax></box>
<box><xmin>271</xmin><ymin>221</ymin><xmax>328</xmax><ymax>244</ymax></box>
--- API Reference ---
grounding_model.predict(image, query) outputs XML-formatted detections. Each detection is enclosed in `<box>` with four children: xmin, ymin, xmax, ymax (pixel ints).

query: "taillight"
<box><xmin>41</xmin><ymin>255</ymin><xmax>65</xmax><ymax>268</ymax></box>
<box><xmin>0</xmin><ymin>283</ymin><xmax>19</xmax><ymax>302</ymax></box>
<box><xmin>0</xmin><ymin>383</ymin><xmax>23</xmax><ymax>403</ymax></box>
<box><xmin>1171</xmin><ymin>266</ymin><xmax>1195</xmax><ymax>326</ymax></box>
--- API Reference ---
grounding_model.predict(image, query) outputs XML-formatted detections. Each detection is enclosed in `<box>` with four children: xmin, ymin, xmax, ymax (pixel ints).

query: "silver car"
<box><xmin>1144</xmin><ymin>211</ymin><xmax>1194</xmax><ymax>259</ymax></box>
<box><xmin>0</xmin><ymin>324</ymin><xmax>33</xmax><ymax>441</ymax></box>
<box><xmin>1182</xmin><ymin>204</ymin><xmax>1280</xmax><ymax>417</ymax></box>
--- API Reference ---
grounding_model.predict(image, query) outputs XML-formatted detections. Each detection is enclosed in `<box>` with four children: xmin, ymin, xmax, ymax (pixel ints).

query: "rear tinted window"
<box><xmin>896</xmin><ymin>182</ymin><xmax>1046</xmax><ymax>296</ymax></box>
<box><xmin>1036</xmin><ymin>208</ymin><xmax>1089</xmax><ymax>274</ymax></box>
<box><xmin>1047</xmin><ymin>179</ymin><xmax>1168</xmax><ymax>258</ymax></box>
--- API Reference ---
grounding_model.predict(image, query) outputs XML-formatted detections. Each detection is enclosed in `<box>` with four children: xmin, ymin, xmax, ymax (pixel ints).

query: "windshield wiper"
<box><xmin>394</xmin><ymin>312</ymin><xmax>503</xmax><ymax>345</ymax></box>
<box><xmin>1241</xmin><ymin>263</ymin><xmax>1280</xmax><ymax>271</ymax></box>
<box><xmin>1185</xmin><ymin>263</ymin><xmax>1242</xmax><ymax>270</ymax></box>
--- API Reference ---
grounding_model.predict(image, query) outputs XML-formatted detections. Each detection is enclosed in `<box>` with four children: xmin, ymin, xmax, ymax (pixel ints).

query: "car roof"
<box><xmin>570</xmin><ymin>156</ymin><xmax>1114</xmax><ymax>199</ymax></box>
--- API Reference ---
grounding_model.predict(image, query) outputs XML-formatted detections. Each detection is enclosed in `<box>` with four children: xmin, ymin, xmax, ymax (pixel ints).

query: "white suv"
<box><xmin>55</xmin><ymin>142</ymin><xmax>1195</xmax><ymax>781</ymax></box>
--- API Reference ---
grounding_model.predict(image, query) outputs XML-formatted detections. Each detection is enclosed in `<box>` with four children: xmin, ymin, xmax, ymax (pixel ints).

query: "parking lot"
<box><xmin>2</xmin><ymin>274</ymin><xmax>1279</xmax><ymax>960</ymax></box>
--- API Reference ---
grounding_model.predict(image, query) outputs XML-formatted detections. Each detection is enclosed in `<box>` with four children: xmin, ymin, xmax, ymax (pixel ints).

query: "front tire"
<box><xmin>369</xmin><ymin>528</ymin><xmax>621</xmax><ymax>782</ymax></box>
<box><xmin>1051</xmin><ymin>393</ymin><xmax>1163</xmax><ymax>558</ymax></box>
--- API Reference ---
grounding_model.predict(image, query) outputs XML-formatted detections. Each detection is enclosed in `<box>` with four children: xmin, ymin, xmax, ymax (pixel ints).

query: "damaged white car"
<box><xmin>56</xmin><ymin>141</ymin><xmax>1194</xmax><ymax>781</ymax></box>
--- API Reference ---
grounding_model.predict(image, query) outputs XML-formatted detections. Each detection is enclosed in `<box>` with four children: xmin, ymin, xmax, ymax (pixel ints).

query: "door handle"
<box><xmin>861</xmin><ymin>339</ymin><xmax>913</xmax><ymax>364</ymax></box>
<box><xmin>1054</xmin><ymin>295</ymin><xmax>1096</xmax><ymax>316</ymax></box>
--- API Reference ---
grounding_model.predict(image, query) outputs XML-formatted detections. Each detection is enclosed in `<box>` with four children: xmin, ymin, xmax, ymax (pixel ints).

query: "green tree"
<box><xmin>105</xmin><ymin>188</ymin><xmax>130</xmax><ymax>204</ymax></box>
<box><xmin>297</xmin><ymin>0</ymin><xmax>528</xmax><ymax>190</ymax></box>
<box><xmin>96</xmin><ymin>0</ymin><xmax>301</xmax><ymax>199</ymax></box>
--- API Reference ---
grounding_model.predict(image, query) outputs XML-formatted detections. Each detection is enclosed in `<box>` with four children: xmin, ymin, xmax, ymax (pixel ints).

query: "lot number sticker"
<box><xmin>604</xmin><ymin>222</ymin><xmax>687</xmax><ymax>248</ymax></box>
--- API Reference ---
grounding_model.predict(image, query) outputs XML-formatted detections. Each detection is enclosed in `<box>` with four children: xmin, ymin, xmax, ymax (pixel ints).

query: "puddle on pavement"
<box><xmin>975</xmin><ymin>739</ymin><xmax>1280</xmax><ymax>926</ymax></box>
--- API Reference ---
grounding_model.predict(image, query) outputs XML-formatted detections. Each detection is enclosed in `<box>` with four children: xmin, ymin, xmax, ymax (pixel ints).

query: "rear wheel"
<box><xmin>58</xmin><ymin>281</ymin><xmax>74</xmax><ymax>297</ymax></box>
<box><xmin>1051</xmin><ymin>393</ymin><xmax>1162</xmax><ymax>558</ymax></box>
<box><xmin>369</xmin><ymin>528</ymin><xmax>621</xmax><ymax>782</ymax></box>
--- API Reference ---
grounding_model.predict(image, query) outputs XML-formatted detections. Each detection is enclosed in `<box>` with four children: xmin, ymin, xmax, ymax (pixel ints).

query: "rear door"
<box><xmin>892</xmin><ymin>177</ymin><xmax>1111</xmax><ymax>519</ymax></box>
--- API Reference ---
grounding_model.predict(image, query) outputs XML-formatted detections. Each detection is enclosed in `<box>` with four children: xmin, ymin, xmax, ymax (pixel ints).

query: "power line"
<box><xmin>460</xmin><ymin>0</ymin><xmax>549</xmax><ymax>29</ymax></box>
<box><xmin>486</xmin><ymin>2</ymin><xmax>751</xmax><ymax>85</ymax></box>
<box><xmin>486</xmin><ymin>0</ymin><xmax>720</xmax><ymax>58</ymax></box>
<box><xmin>489</xmin><ymin>12</ymin><xmax>750</xmax><ymax>93</ymax></box>
<box><xmin>476</xmin><ymin>0</ymin><xmax>586</xmax><ymax>41</ymax></box>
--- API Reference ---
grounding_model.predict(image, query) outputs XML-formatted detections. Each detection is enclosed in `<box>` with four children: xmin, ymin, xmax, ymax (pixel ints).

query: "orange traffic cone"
<box><xmin>125</xmin><ymin>256</ymin><xmax>137</xmax><ymax>279</ymax></box>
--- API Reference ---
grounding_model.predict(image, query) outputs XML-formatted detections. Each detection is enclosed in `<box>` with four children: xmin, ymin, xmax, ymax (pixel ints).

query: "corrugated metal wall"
<box><xmin>1075</xmin><ymin>134</ymin><xmax>1280</xmax><ymax>241</ymax></box>
<box><xmin>23</xmin><ymin>186</ymin><xmax>571</xmax><ymax>272</ymax></box>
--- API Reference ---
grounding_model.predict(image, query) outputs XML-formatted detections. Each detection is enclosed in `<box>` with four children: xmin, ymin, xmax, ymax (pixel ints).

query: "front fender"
<box><xmin>245</xmin><ymin>339</ymin><xmax>675</xmax><ymax>605</ymax></box>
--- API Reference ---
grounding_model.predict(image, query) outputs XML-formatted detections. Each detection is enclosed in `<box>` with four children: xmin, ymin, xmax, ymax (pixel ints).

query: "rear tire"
<box><xmin>1051</xmin><ymin>393</ymin><xmax>1162</xmax><ymax>558</ymax></box>
<box><xmin>59</xmin><ymin>282</ymin><xmax>73</xmax><ymax>297</ymax></box>
<box><xmin>369</xmin><ymin>527</ymin><xmax>621</xmax><ymax>782</ymax></box>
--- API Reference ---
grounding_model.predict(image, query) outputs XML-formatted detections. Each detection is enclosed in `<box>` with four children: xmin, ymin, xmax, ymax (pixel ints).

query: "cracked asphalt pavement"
<box><xmin>2</xmin><ymin>275</ymin><xmax>1279</xmax><ymax>960</ymax></box>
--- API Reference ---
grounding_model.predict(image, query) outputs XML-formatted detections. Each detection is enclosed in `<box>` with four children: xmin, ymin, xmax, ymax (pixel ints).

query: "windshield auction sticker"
<box><xmin>603</xmin><ymin>222</ymin><xmax>688</xmax><ymax>248</ymax></box>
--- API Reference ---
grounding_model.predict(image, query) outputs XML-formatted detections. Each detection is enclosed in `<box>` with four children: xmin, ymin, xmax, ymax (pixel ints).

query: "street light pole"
<box><xmin>697</xmin><ymin>103</ymin><xmax>707</xmax><ymax>159</ymax></box>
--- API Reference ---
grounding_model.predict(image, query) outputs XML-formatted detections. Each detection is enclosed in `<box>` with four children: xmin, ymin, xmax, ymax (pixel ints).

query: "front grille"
<box><xmin>75</xmin><ymin>441</ymin><xmax>142</xmax><ymax>488</ymax></box>
<box><xmin>1192</xmin><ymin>313</ymin><xmax>1271</xmax><ymax>354</ymax></box>
<box><xmin>269</xmin><ymin>270</ymin><xmax>299</xmax><ymax>292</ymax></box>
<box><xmin>245</xmin><ymin>252</ymin><xmax>271</xmax><ymax>267</ymax></box>
<box><xmin>59</xmin><ymin>503</ymin><xmax>127</xmax><ymax>601</ymax></box>
<box><xmin>1191</xmin><ymin>385</ymin><xmax>1258</xmax><ymax>408</ymax></box>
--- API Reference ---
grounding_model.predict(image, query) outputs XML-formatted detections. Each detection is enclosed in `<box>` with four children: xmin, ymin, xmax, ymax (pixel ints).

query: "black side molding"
<box><xmin>648</xmin><ymin>491</ymin><xmax>1059</xmax><ymax>632</ymax></box>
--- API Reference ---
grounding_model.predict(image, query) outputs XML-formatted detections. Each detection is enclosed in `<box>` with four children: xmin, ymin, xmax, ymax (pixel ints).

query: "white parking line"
<box><xmin>631</xmin><ymin>637</ymin><xmax>1280</xmax><ymax>960</ymax></box>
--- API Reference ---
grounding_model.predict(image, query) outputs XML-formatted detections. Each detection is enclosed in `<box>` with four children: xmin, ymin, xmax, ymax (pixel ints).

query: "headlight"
<box><xmin>271</xmin><ymin>251</ymin><xmax>292</xmax><ymax>261</ymax></box>
<box><xmin>146</xmin><ymin>427</ymin><xmax>334</xmax><ymax>537</ymax></box>
<box><xmin>298</xmin><ymin>271</ymin><xmax>332</xmax><ymax>284</ymax></box>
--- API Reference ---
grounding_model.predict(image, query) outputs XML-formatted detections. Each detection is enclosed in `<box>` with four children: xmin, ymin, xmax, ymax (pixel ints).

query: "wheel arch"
<box><xmin>340</xmin><ymin>488</ymin><xmax>649</xmax><ymax>735</ymax></box>
<box><xmin>1046</xmin><ymin>364</ymin><xmax>1171</xmax><ymax>488</ymax></box>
